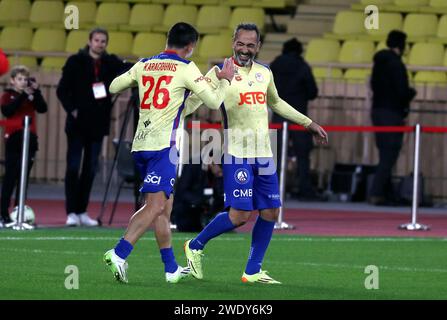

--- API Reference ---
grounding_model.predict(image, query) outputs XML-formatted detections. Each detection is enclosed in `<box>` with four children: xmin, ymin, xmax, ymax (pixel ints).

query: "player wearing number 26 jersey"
<box><xmin>103</xmin><ymin>22</ymin><xmax>235</xmax><ymax>285</ymax></box>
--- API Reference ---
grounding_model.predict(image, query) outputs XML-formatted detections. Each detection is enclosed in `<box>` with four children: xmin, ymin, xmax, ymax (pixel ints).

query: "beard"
<box><xmin>234</xmin><ymin>50</ymin><xmax>255</xmax><ymax>66</ymax></box>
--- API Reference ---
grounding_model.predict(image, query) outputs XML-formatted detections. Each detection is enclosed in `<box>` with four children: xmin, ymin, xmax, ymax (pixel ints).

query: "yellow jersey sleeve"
<box><xmin>267</xmin><ymin>70</ymin><xmax>312</xmax><ymax>128</ymax></box>
<box><xmin>109</xmin><ymin>61</ymin><xmax>139</xmax><ymax>94</ymax></box>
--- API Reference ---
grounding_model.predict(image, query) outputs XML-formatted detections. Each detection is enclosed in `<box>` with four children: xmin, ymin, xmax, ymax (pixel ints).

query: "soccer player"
<box><xmin>103</xmin><ymin>22</ymin><xmax>234</xmax><ymax>284</ymax></box>
<box><xmin>184</xmin><ymin>23</ymin><xmax>328</xmax><ymax>284</ymax></box>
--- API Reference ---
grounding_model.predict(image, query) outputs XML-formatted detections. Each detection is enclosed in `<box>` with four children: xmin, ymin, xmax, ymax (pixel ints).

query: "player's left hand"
<box><xmin>307</xmin><ymin>122</ymin><xmax>328</xmax><ymax>145</ymax></box>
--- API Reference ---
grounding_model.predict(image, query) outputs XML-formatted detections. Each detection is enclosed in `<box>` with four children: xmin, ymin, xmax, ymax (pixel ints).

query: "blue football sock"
<box><xmin>114</xmin><ymin>238</ymin><xmax>133</xmax><ymax>260</ymax></box>
<box><xmin>245</xmin><ymin>216</ymin><xmax>275</xmax><ymax>275</ymax></box>
<box><xmin>160</xmin><ymin>247</ymin><xmax>178</xmax><ymax>273</ymax></box>
<box><xmin>189</xmin><ymin>211</ymin><xmax>235</xmax><ymax>250</ymax></box>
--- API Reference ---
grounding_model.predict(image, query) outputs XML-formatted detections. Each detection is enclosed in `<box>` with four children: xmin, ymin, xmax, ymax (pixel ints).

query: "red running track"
<box><xmin>25</xmin><ymin>199</ymin><xmax>447</xmax><ymax>238</ymax></box>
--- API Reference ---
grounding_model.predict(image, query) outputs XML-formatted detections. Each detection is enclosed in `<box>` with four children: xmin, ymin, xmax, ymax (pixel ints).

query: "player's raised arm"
<box><xmin>267</xmin><ymin>70</ymin><xmax>328</xmax><ymax>144</ymax></box>
<box><xmin>109</xmin><ymin>61</ymin><xmax>138</xmax><ymax>94</ymax></box>
<box><xmin>184</xmin><ymin>58</ymin><xmax>234</xmax><ymax>111</ymax></box>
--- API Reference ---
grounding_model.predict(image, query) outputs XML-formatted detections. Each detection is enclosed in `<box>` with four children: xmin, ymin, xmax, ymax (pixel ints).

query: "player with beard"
<box><xmin>183</xmin><ymin>23</ymin><xmax>328</xmax><ymax>284</ymax></box>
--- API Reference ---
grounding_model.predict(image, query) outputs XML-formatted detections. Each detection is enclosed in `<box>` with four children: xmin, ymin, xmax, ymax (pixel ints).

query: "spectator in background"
<box><xmin>369</xmin><ymin>30</ymin><xmax>416</xmax><ymax>205</ymax></box>
<box><xmin>0</xmin><ymin>49</ymin><xmax>9</xmax><ymax>76</ymax></box>
<box><xmin>270</xmin><ymin>38</ymin><xmax>319</xmax><ymax>200</ymax></box>
<box><xmin>0</xmin><ymin>65</ymin><xmax>47</xmax><ymax>225</ymax></box>
<box><xmin>57</xmin><ymin>28</ymin><xmax>132</xmax><ymax>227</ymax></box>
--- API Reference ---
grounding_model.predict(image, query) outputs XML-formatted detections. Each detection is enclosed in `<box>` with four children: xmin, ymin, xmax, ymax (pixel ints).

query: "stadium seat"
<box><xmin>107</xmin><ymin>31</ymin><xmax>134</xmax><ymax>57</ymax></box>
<box><xmin>95</xmin><ymin>3</ymin><xmax>130</xmax><ymax>31</ymax></box>
<box><xmin>0</xmin><ymin>0</ymin><xmax>31</xmax><ymax>27</ymax></box>
<box><xmin>65</xmin><ymin>1</ymin><xmax>97</xmax><ymax>30</ymax></box>
<box><xmin>343</xmin><ymin>68</ymin><xmax>371</xmax><ymax>83</ymax></box>
<box><xmin>6</xmin><ymin>55</ymin><xmax>38</xmax><ymax>70</ymax></box>
<box><xmin>338</xmin><ymin>40</ymin><xmax>375</xmax><ymax>64</ymax></box>
<box><xmin>352</xmin><ymin>0</ymin><xmax>393</xmax><ymax>11</ymax></box>
<box><xmin>402</xmin><ymin>14</ymin><xmax>438</xmax><ymax>42</ymax></box>
<box><xmin>225</xmin><ymin>7</ymin><xmax>265</xmax><ymax>34</ymax></box>
<box><xmin>420</xmin><ymin>0</ymin><xmax>447</xmax><ymax>14</ymax></box>
<box><xmin>365</xmin><ymin>12</ymin><xmax>403</xmax><ymax>41</ymax></box>
<box><xmin>152</xmin><ymin>4</ymin><xmax>198</xmax><ymax>33</ymax></box>
<box><xmin>324</xmin><ymin>11</ymin><xmax>365</xmax><ymax>41</ymax></box>
<box><xmin>152</xmin><ymin>0</ymin><xmax>185</xmax><ymax>4</ymax></box>
<box><xmin>252</xmin><ymin>0</ymin><xmax>296</xmax><ymax>9</ymax></box>
<box><xmin>196</xmin><ymin>5</ymin><xmax>231</xmax><ymax>34</ymax></box>
<box><xmin>408</xmin><ymin>42</ymin><xmax>444</xmax><ymax>66</ymax></box>
<box><xmin>65</xmin><ymin>30</ymin><xmax>89</xmax><ymax>53</ymax></box>
<box><xmin>220</xmin><ymin>0</ymin><xmax>255</xmax><ymax>6</ymax></box>
<box><xmin>429</xmin><ymin>14</ymin><xmax>447</xmax><ymax>44</ymax></box>
<box><xmin>31</xmin><ymin>28</ymin><xmax>66</xmax><ymax>52</ymax></box>
<box><xmin>0</xmin><ymin>27</ymin><xmax>33</xmax><ymax>50</ymax></box>
<box><xmin>413</xmin><ymin>71</ymin><xmax>447</xmax><ymax>84</ymax></box>
<box><xmin>41</xmin><ymin>56</ymin><xmax>67</xmax><ymax>72</ymax></box>
<box><xmin>193</xmin><ymin>34</ymin><xmax>233</xmax><ymax>63</ymax></box>
<box><xmin>305</xmin><ymin>38</ymin><xmax>342</xmax><ymax>80</ymax></box>
<box><xmin>120</xmin><ymin>4</ymin><xmax>164</xmax><ymax>32</ymax></box>
<box><xmin>185</xmin><ymin>0</ymin><xmax>219</xmax><ymax>5</ymax></box>
<box><xmin>385</xmin><ymin>0</ymin><xmax>430</xmax><ymax>13</ymax></box>
<box><xmin>132</xmin><ymin>32</ymin><xmax>166</xmax><ymax>58</ymax></box>
<box><xmin>21</xmin><ymin>0</ymin><xmax>64</xmax><ymax>28</ymax></box>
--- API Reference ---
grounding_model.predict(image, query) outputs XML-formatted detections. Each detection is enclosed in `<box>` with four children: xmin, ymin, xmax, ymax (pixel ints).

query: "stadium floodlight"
<box><xmin>10</xmin><ymin>116</ymin><xmax>35</xmax><ymax>231</ymax></box>
<box><xmin>399</xmin><ymin>124</ymin><xmax>430</xmax><ymax>231</ymax></box>
<box><xmin>275</xmin><ymin>121</ymin><xmax>295</xmax><ymax>230</ymax></box>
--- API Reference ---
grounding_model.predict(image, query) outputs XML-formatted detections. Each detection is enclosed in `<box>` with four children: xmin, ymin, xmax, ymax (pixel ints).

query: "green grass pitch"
<box><xmin>0</xmin><ymin>228</ymin><xmax>446</xmax><ymax>300</ymax></box>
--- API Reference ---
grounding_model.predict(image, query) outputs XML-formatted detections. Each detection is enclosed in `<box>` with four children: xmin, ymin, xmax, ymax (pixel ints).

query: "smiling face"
<box><xmin>232</xmin><ymin>29</ymin><xmax>260</xmax><ymax>67</ymax></box>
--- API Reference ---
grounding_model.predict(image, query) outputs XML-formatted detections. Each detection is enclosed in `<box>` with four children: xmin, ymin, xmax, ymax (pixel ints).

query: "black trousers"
<box><xmin>370</xmin><ymin>109</ymin><xmax>404</xmax><ymax>199</ymax></box>
<box><xmin>1</xmin><ymin>133</ymin><xmax>37</xmax><ymax>220</ymax></box>
<box><xmin>65</xmin><ymin>133</ymin><xmax>103</xmax><ymax>215</ymax></box>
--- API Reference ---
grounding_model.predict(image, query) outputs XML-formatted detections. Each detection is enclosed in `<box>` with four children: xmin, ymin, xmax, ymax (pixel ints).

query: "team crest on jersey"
<box><xmin>255</xmin><ymin>72</ymin><xmax>264</xmax><ymax>83</ymax></box>
<box><xmin>234</xmin><ymin>168</ymin><xmax>250</xmax><ymax>185</ymax></box>
<box><xmin>235</xmin><ymin>75</ymin><xmax>242</xmax><ymax>81</ymax></box>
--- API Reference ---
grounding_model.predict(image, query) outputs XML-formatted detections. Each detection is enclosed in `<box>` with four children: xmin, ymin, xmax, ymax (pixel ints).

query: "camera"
<box><xmin>27</xmin><ymin>77</ymin><xmax>36</xmax><ymax>87</ymax></box>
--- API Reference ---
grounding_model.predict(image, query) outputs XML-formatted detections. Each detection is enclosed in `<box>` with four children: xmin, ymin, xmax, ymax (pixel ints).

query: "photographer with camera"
<box><xmin>0</xmin><ymin>65</ymin><xmax>47</xmax><ymax>225</ymax></box>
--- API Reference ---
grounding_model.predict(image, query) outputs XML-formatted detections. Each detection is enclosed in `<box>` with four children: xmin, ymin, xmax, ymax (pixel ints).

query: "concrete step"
<box><xmin>296</xmin><ymin>4</ymin><xmax>350</xmax><ymax>15</ymax></box>
<box><xmin>287</xmin><ymin>18</ymin><xmax>333</xmax><ymax>35</ymax></box>
<box><xmin>293</xmin><ymin>13</ymin><xmax>335</xmax><ymax>22</ymax></box>
<box><xmin>304</xmin><ymin>0</ymin><xmax>358</xmax><ymax>6</ymax></box>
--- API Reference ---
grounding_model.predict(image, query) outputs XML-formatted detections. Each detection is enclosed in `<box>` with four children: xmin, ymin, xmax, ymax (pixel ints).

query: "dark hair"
<box><xmin>89</xmin><ymin>27</ymin><xmax>109</xmax><ymax>42</ymax></box>
<box><xmin>386</xmin><ymin>30</ymin><xmax>407</xmax><ymax>52</ymax></box>
<box><xmin>10</xmin><ymin>65</ymin><xmax>30</xmax><ymax>78</ymax></box>
<box><xmin>282</xmin><ymin>38</ymin><xmax>303</xmax><ymax>56</ymax></box>
<box><xmin>233</xmin><ymin>23</ymin><xmax>261</xmax><ymax>42</ymax></box>
<box><xmin>167</xmin><ymin>22</ymin><xmax>199</xmax><ymax>48</ymax></box>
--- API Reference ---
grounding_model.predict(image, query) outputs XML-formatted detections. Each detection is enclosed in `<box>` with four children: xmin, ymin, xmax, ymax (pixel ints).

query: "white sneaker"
<box><xmin>79</xmin><ymin>212</ymin><xmax>98</xmax><ymax>226</ymax></box>
<box><xmin>166</xmin><ymin>266</ymin><xmax>191</xmax><ymax>283</ymax></box>
<box><xmin>66</xmin><ymin>213</ymin><xmax>80</xmax><ymax>227</ymax></box>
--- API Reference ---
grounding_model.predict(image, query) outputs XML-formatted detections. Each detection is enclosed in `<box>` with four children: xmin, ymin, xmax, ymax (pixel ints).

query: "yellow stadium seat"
<box><xmin>65</xmin><ymin>1</ymin><xmax>97</xmax><ymax>29</ymax></box>
<box><xmin>132</xmin><ymin>33</ymin><xmax>166</xmax><ymax>58</ymax></box>
<box><xmin>65</xmin><ymin>30</ymin><xmax>89</xmax><ymax>53</ymax></box>
<box><xmin>152</xmin><ymin>5</ymin><xmax>198</xmax><ymax>33</ymax></box>
<box><xmin>365</xmin><ymin>13</ymin><xmax>403</xmax><ymax>41</ymax></box>
<box><xmin>408</xmin><ymin>42</ymin><xmax>444</xmax><ymax>66</ymax></box>
<box><xmin>6</xmin><ymin>55</ymin><xmax>38</xmax><ymax>70</ymax></box>
<box><xmin>226</xmin><ymin>8</ymin><xmax>265</xmax><ymax>34</ymax></box>
<box><xmin>444</xmin><ymin>49</ymin><xmax>447</xmax><ymax>66</ymax></box>
<box><xmin>305</xmin><ymin>38</ymin><xmax>340</xmax><ymax>63</ymax></box>
<box><xmin>185</xmin><ymin>0</ymin><xmax>219</xmax><ymax>5</ymax></box>
<box><xmin>252</xmin><ymin>0</ymin><xmax>296</xmax><ymax>9</ymax></box>
<box><xmin>107</xmin><ymin>31</ymin><xmax>133</xmax><ymax>56</ymax></box>
<box><xmin>420</xmin><ymin>0</ymin><xmax>447</xmax><ymax>14</ymax></box>
<box><xmin>95</xmin><ymin>3</ymin><xmax>130</xmax><ymax>31</ymax></box>
<box><xmin>31</xmin><ymin>28</ymin><xmax>66</xmax><ymax>52</ymax></box>
<box><xmin>338</xmin><ymin>40</ymin><xmax>375</xmax><ymax>64</ymax></box>
<box><xmin>152</xmin><ymin>0</ymin><xmax>185</xmax><ymax>4</ymax></box>
<box><xmin>352</xmin><ymin>0</ymin><xmax>393</xmax><ymax>11</ymax></box>
<box><xmin>41</xmin><ymin>56</ymin><xmax>67</xmax><ymax>72</ymax></box>
<box><xmin>343</xmin><ymin>68</ymin><xmax>371</xmax><ymax>83</ymax></box>
<box><xmin>120</xmin><ymin>4</ymin><xmax>164</xmax><ymax>32</ymax></box>
<box><xmin>196</xmin><ymin>6</ymin><xmax>231</xmax><ymax>34</ymax></box>
<box><xmin>0</xmin><ymin>0</ymin><xmax>31</xmax><ymax>27</ymax></box>
<box><xmin>403</xmin><ymin>14</ymin><xmax>438</xmax><ymax>42</ymax></box>
<box><xmin>220</xmin><ymin>0</ymin><xmax>254</xmax><ymax>6</ymax></box>
<box><xmin>385</xmin><ymin>0</ymin><xmax>430</xmax><ymax>13</ymax></box>
<box><xmin>0</xmin><ymin>27</ymin><xmax>33</xmax><ymax>50</ymax></box>
<box><xmin>312</xmin><ymin>67</ymin><xmax>343</xmax><ymax>80</ymax></box>
<box><xmin>429</xmin><ymin>14</ymin><xmax>447</xmax><ymax>44</ymax></box>
<box><xmin>21</xmin><ymin>0</ymin><xmax>64</xmax><ymax>28</ymax></box>
<box><xmin>413</xmin><ymin>71</ymin><xmax>447</xmax><ymax>84</ymax></box>
<box><xmin>324</xmin><ymin>11</ymin><xmax>365</xmax><ymax>41</ymax></box>
<box><xmin>194</xmin><ymin>34</ymin><xmax>233</xmax><ymax>63</ymax></box>
<box><xmin>118</xmin><ymin>0</ymin><xmax>152</xmax><ymax>2</ymax></box>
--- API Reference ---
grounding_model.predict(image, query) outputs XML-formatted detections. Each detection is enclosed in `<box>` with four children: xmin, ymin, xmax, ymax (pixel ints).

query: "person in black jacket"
<box><xmin>270</xmin><ymin>38</ymin><xmax>319</xmax><ymax>200</ymax></box>
<box><xmin>57</xmin><ymin>28</ymin><xmax>132</xmax><ymax>226</ymax></box>
<box><xmin>369</xmin><ymin>30</ymin><xmax>416</xmax><ymax>205</ymax></box>
<box><xmin>0</xmin><ymin>65</ymin><xmax>47</xmax><ymax>225</ymax></box>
